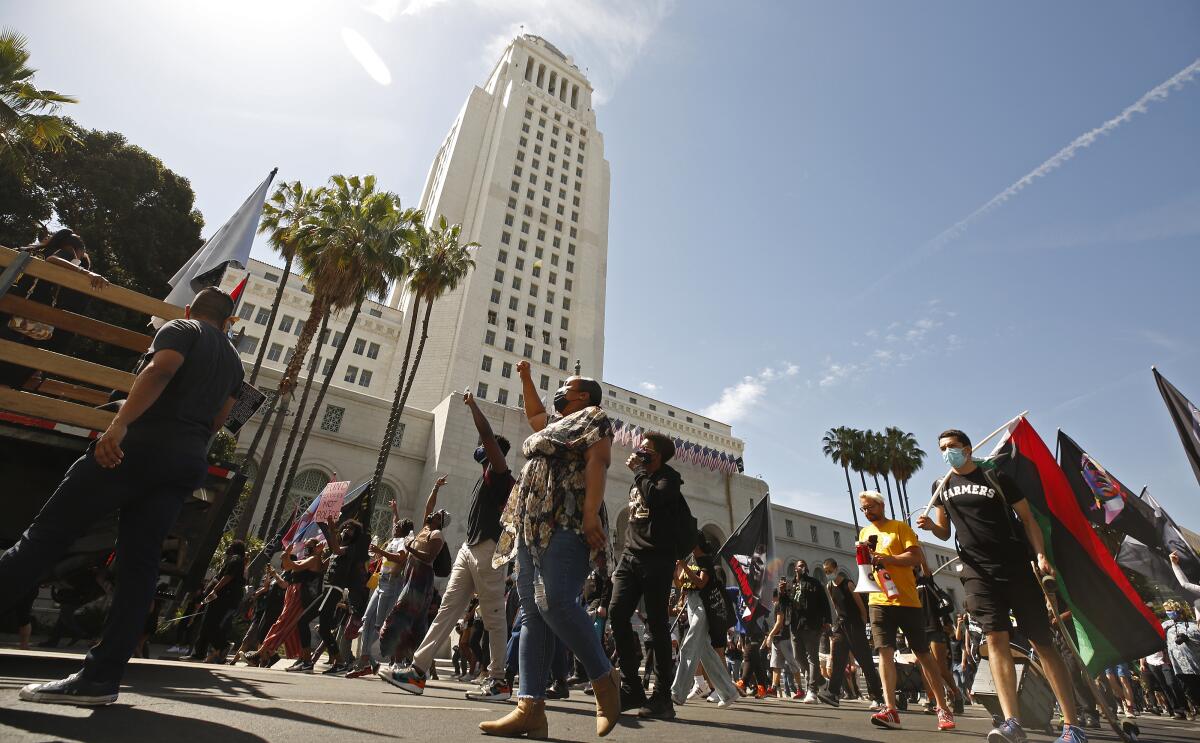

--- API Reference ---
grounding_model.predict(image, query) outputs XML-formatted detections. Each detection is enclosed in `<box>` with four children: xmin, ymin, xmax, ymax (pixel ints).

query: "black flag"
<box><xmin>1153</xmin><ymin>367</ymin><xmax>1200</xmax><ymax>488</ymax></box>
<box><xmin>719</xmin><ymin>494</ymin><xmax>778</xmax><ymax>613</ymax></box>
<box><xmin>1116</xmin><ymin>537</ymin><xmax>1192</xmax><ymax>601</ymax></box>
<box><xmin>1142</xmin><ymin>488</ymin><xmax>1200</xmax><ymax>586</ymax></box>
<box><xmin>1056</xmin><ymin>430</ymin><xmax>1159</xmax><ymax>547</ymax></box>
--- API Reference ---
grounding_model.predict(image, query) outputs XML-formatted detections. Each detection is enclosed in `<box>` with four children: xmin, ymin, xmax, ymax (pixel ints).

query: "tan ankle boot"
<box><xmin>593</xmin><ymin>667</ymin><xmax>622</xmax><ymax>737</ymax></box>
<box><xmin>479</xmin><ymin>697</ymin><xmax>548</xmax><ymax>739</ymax></box>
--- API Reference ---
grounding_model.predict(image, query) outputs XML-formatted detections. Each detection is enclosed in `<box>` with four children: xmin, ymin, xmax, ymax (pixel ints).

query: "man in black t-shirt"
<box><xmin>917</xmin><ymin>428</ymin><xmax>1084</xmax><ymax>743</ymax></box>
<box><xmin>313</xmin><ymin>519</ymin><xmax>369</xmax><ymax>674</ymax></box>
<box><xmin>391</xmin><ymin>392</ymin><xmax>515</xmax><ymax>701</ymax></box>
<box><xmin>817</xmin><ymin>558</ymin><xmax>884</xmax><ymax>708</ymax></box>
<box><xmin>763</xmin><ymin>578</ymin><xmax>802</xmax><ymax>696</ymax></box>
<box><xmin>609</xmin><ymin>432</ymin><xmax>687</xmax><ymax>720</ymax></box>
<box><xmin>6</xmin><ymin>288</ymin><xmax>243</xmax><ymax>706</ymax></box>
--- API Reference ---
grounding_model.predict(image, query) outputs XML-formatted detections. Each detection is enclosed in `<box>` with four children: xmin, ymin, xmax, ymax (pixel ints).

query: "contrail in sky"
<box><xmin>923</xmin><ymin>57</ymin><xmax>1200</xmax><ymax>254</ymax></box>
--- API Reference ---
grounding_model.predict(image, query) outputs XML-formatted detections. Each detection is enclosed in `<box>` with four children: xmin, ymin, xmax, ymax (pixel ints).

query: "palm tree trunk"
<box><xmin>858</xmin><ymin>470</ymin><xmax>868</xmax><ymax>491</ymax></box>
<box><xmin>871</xmin><ymin>474</ymin><xmax>895</xmax><ymax>520</ymax></box>
<box><xmin>369</xmin><ymin>294</ymin><xmax>422</xmax><ymax>513</ymax></box>
<box><xmin>272</xmin><ymin>302</ymin><xmax>362</xmax><ymax>535</ymax></box>
<box><xmin>246</xmin><ymin>396</ymin><xmax>290</xmax><ymax>541</ymax></box>
<box><xmin>901</xmin><ymin>480</ymin><xmax>913</xmax><ymax>524</ymax></box>
<box><xmin>247</xmin><ymin>298</ymin><xmax>328</xmax><ymax>541</ymax></box>
<box><xmin>261</xmin><ymin>311</ymin><xmax>329</xmax><ymax>537</ymax></box>
<box><xmin>882</xmin><ymin>472</ymin><xmax>897</xmax><ymax>521</ymax></box>
<box><xmin>367</xmin><ymin>298</ymin><xmax>433</xmax><ymax>520</ymax></box>
<box><xmin>247</xmin><ymin>253</ymin><xmax>293</xmax><ymax>386</ymax></box>
<box><xmin>843</xmin><ymin>465</ymin><xmax>859</xmax><ymax>530</ymax></box>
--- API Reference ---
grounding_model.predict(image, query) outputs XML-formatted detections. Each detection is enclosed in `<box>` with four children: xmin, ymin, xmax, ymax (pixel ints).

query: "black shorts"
<box><xmin>869</xmin><ymin>604</ymin><xmax>929</xmax><ymax>653</ymax></box>
<box><xmin>926</xmin><ymin>629</ymin><xmax>949</xmax><ymax>646</ymax></box>
<box><xmin>963</xmin><ymin>567</ymin><xmax>1052</xmax><ymax>646</ymax></box>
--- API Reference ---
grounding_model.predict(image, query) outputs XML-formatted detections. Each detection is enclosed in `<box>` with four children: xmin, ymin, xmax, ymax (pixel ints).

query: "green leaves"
<box><xmin>0</xmin><ymin>28</ymin><xmax>78</xmax><ymax>176</ymax></box>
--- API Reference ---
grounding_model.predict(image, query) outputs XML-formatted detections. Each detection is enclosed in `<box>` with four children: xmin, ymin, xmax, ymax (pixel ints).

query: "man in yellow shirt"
<box><xmin>857</xmin><ymin>491</ymin><xmax>954</xmax><ymax>731</ymax></box>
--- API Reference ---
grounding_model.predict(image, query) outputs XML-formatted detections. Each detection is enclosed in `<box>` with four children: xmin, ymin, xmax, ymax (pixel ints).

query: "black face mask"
<box><xmin>553</xmin><ymin>389</ymin><xmax>570</xmax><ymax>413</ymax></box>
<box><xmin>473</xmin><ymin>446</ymin><xmax>488</xmax><ymax>464</ymax></box>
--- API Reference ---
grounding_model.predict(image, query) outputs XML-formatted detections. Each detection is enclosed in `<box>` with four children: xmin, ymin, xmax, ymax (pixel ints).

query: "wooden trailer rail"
<box><xmin>0</xmin><ymin>245</ymin><xmax>185</xmax><ymax>433</ymax></box>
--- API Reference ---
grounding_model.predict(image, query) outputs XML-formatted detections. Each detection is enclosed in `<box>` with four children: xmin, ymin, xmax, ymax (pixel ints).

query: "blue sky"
<box><xmin>12</xmin><ymin>1</ymin><xmax>1200</xmax><ymax>533</ymax></box>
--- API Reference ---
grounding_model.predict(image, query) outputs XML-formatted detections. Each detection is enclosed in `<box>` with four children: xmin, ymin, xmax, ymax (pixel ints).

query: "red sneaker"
<box><xmin>754</xmin><ymin>685</ymin><xmax>767</xmax><ymax>699</ymax></box>
<box><xmin>937</xmin><ymin>707</ymin><xmax>956</xmax><ymax>731</ymax></box>
<box><xmin>871</xmin><ymin>708</ymin><xmax>902</xmax><ymax>729</ymax></box>
<box><xmin>764</xmin><ymin>686</ymin><xmax>777</xmax><ymax>698</ymax></box>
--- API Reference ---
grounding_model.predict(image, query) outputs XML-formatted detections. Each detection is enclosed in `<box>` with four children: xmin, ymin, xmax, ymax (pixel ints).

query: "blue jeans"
<box><xmin>0</xmin><ymin>440</ymin><xmax>205</xmax><ymax>684</ymax></box>
<box><xmin>515</xmin><ymin>529</ymin><xmax>611</xmax><ymax>699</ymax></box>
<box><xmin>360</xmin><ymin>572</ymin><xmax>403</xmax><ymax>663</ymax></box>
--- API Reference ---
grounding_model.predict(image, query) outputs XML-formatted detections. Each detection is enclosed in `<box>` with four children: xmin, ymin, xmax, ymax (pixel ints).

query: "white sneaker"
<box><xmin>802</xmin><ymin>691</ymin><xmax>819</xmax><ymax>704</ymax></box>
<box><xmin>688</xmin><ymin>681</ymin><xmax>712</xmax><ymax>700</ymax></box>
<box><xmin>717</xmin><ymin>698</ymin><xmax>735</xmax><ymax>710</ymax></box>
<box><xmin>868</xmin><ymin>700</ymin><xmax>884</xmax><ymax>711</ymax></box>
<box><xmin>706</xmin><ymin>692</ymin><xmax>719</xmax><ymax>703</ymax></box>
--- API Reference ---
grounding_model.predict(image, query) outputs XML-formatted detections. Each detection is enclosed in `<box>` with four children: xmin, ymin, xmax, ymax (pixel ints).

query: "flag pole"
<box><xmin>920</xmin><ymin>410</ymin><xmax>1029</xmax><ymax>518</ymax></box>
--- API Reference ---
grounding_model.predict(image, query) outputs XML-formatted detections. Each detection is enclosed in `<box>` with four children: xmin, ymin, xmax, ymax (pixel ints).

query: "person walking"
<box><xmin>347</xmin><ymin>511</ymin><xmax>414</xmax><ymax>677</ymax></box>
<box><xmin>186</xmin><ymin>540</ymin><xmax>247</xmax><ymax>662</ymax></box>
<box><xmin>6</xmin><ymin>288</ymin><xmax>243</xmax><ymax>705</ymax></box>
<box><xmin>917</xmin><ymin>428</ymin><xmax>1085</xmax><ymax>743</ymax></box>
<box><xmin>670</xmin><ymin>533</ymin><xmax>738</xmax><ymax>708</ymax></box>
<box><xmin>608</xmin><ymin>431</ymin><xmax>689</xmax><ymax>720</ymax></box>
<box><xmin>774</xmin><ymin>561</ymin><xmax>829</xmax><ymax>702</ymax></box>
<box><xmin>479</xmin><ymin>364</ymin><xmax>621</xmax><ymax>739</ymax></box>
<box><xmin>385</xmin><ymin>391</ymin><xmax>516</xmax><ymax>700</ymax></box>
<box><xmin>858</xmin><ymin>490</ymin><xmax>955</xmax><ymax>731</ymax></box>
<box><xmin>816</xmin><ymin>557</ymin><xmax>884</xmax><ymax>709</ymax></box>
<box><xmin>1163</xmin><ymin>601</ymin><xmax>1200</xmax><ymax>713</ymax></box>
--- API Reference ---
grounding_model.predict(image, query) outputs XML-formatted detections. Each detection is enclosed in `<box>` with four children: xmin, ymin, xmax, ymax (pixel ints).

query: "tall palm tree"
<box><xmin>883</xmin><ymin>427</ymin><xmax>907</xmax><ymax>520</ymax></box>
<box><xmin>264</xmin><ymin>208</ymin><xmax>414</xmax><ymax>537</ymax></box>
<box><xmin>0</xmin><ymin>29</ymin><xmax>77</xmax><ymax>175</ymax></box>
<box><xmin>863</xmin><ymin>430</ymin><xmax>898</xmax><ymax>520</ymax></box>
<box><xmin>232</xmin><ymin>180</ymin><xmax>321</xmax><ymax>540</ymax></box>
<box><xmin>822</xmin><ymin>426</ymin><xmax>859</xmax><ymax>530</ymax></box>
<box><xmin>368</xmin><ymin>215</ymin><xmax>477</xmax><ymax>518</ymax></box>
<box><xmin>249</xmin><ymin>175</ymin><xmax>411</xmax><ymax>540</ymax></box>
<box><xmin>893</xmin><ymin>432</ymin><xmax>926</xmax><ymax>524</ymax></box>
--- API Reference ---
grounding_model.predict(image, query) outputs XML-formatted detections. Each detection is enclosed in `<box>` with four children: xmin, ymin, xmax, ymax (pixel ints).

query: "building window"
<box><xmin>500</xmin><ymin>231</ymin><xmax>511</xmax><ymax>244</ymax></box>
<box><xmin>506</xmin><ymin>317</ymin><xmax>515</xmax><ymax>332</ymax></box>
<box><xmin>344</xmin><ymin>366</ymin><xmax>358</xmax><ymax>383</ymax></box>
<box><xmin>501</xmin><ymin>362</ymin><xmax>512</xmax><ymax>378</ymax></box>
<box><xmin>331</xmin><ymin>331</ymin><xmax>344</xmax><ymax>347</ymax></box>
<box><xmin>495</xmin><ymin>269</ymin><xmax>504</xmax><ymax>283</ymax></box>
<box><xmin>668</xmin><ymin>410</ymin><xmax>675</xmax><ymax>417</ymax></box>
<box><xmin>490</xmin><ymin>289</ymin><xmax>501</xmax><ymax>304</ymax></box>
<box><xmin>481</xmin><ymin>355</ymin><xmax>493</xmax><ymax>372</ymax></box>
<box><xmin>484</xmin><ymin>330</ymin><xmax>496</xmax><ymax>345</ymax></box>
<box><xmin>564</xmin><ymin>278</ymin><xmax>573</xmax><ymax>291</ymax></box>
<box><xmin>810</xmin><ymin>525</ymin><xmax>819</xmax><ymax>543</ymax></box>
<box><xmin>515</xmin><ymin>257</ymin><xmax>525</xmax><ymax>270</ymax></box>
<box><xmin>278</xmin><ymin>315</ymin><xmax>294</xmax><ymax>333</ymax></box>
<box><xmin>264</xmin><ymin>272</ymin><xmax>280</xmax><ymax>282</ymax></box>
<box><xmin>834</xmin><ymin>532</ymin><xmax>842</xmax><ymax>549</ymax></box>
<box><xmin>498</xmin><ymin>249</ymin><xmax>508</xmax><ymax>263</ymax></box>
<box><xmin>238</xmin><ymin>302</ymin><xmax>255</xmax><ymax>321</ymax></box>
<box><xmin>236</xmin><ymin>335</ymin><xmax>259</xmax><ymax>354</ymax></box>
<box><xmin>488</xmin><ymin>310</ymin><xmax>497</xmax><ymax>325</ymax></box>
<box><xmin>496</xmin><ymin>388</ymin><xmax>508</xmax><ymax>405</ymax></box>
<box><xmin>359</xmin><ymin>370</ymin><xmax>372</xmax><ymax>388</ymax></box>
<box><xmin>785</xmin><ymin>519</ymin><xmax>794</xmax><ymax>538</ymax></box>
<box><xmin>686</xmin><ymin>416</ymin><xmax>693</xmax><ymax>423</ymax></box>
<box><xmin>559</xmin><ymin>356</ymin><xmax>568</xmax><ymax>371</ymax></box>
<box><xmin>504</xmin><ymin>337</ymin><xmax>515</xmax><ymax>352</ymax></box>
<box><xmin>541</xmin><ymin>350</ymin><xmax>551</xmax><ymax>364</ymax></box>
<box><xmin>562</xmin><ymin>298</ymin><xmax>571</xmax><ymax>311</ymax></box>
<box><xmin>367</xmin><ymin>342</ymin><xmax>380</xmax><ymax>360</ymax></box>
<box><xmin>322</xmin><ymin>358</ymin><xmax>334</xmax><ymax>377</ymax></box>
<box><xmin>540</xmin><ymin>374</ymin><xmax>549</xmax><ymax>391</ymax></box>
<box><xmin>320</xmin><ymin>405</ymin><xmax>345</xmax><ymax>432</ymax></box>
<box><xmin>560</xmin><ymin>317</ymin><xmax>569</xmax><ymax>331</ymax></box>
<box><xmin>267</xmin><ymin>343</ymin><xmax>283</xmax><ymax>362</ymax></box>
<box><xmin>508</xmin><ymin>296</ymin><xmax>519</xmax><ymax>311</ymax></box>
<box><xmin>255</xmin><ymin>308</ymin><xmax>271</xmax><ymax>325</ymax></box>
<box><xmin>523</xmin><ymin>344</ymin><xmax>533</xmax><ymax>359</ymax></box>
<box><xmin>477</xmin><ymin>382</ymin><xmax>488</xmax><ymax>399</ymax></box>
<box><xmin>353</xmin><ymin>338</ymin><xmax>366</xmax><ymax>355</ymax></box>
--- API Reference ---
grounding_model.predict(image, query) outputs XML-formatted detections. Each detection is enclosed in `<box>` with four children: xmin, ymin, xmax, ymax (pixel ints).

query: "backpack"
<box><xmin>673</xmin><ymin>495</ymin><xmax>698</xmax><ymax>559</ymax></box>
<box><xmin>432</xmin><ymin>542</ymin><xmax>452</xmax><ymax>578</ymax></box>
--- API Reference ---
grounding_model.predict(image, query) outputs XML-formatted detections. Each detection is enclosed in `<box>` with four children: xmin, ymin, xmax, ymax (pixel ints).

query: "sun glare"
<box><xmin>341</xmin><ymin>27</ymin><xmax>393</xmax><ymax>86</ymax></box>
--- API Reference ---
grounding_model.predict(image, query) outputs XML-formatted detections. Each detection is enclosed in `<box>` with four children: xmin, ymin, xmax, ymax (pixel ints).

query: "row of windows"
<box><xmin>783</xmin><ymin>518</ymin><xmax>844</xmax><ymax>549</ymax></box>
<box><xmin>481</xmin><ymin>332</ymin><xmax>571</xmax><ymax>369</ymax></box>
<box><xmin>236</xmin><ymin>305</ymin><xmax>382</xmax><ymax>360</ymax></box>
<box><xmin>482</xmin><ymin>353</ymin><xmax>569</xmax><ymax>378</ymax></box>
<box><xmin>602</xmin><ymin>388</ymin><xmax>712</xmax><ymax>427</ymax></box>
<box><xmin>240</xmin><ymin>338</ymin><xmax>376</xmax><ymax>391</ymax></box>
<box><xmin>474</xmin><ymin>383</ymin><xmax>521</xmax><ymax>407</ymax></box>
<box><xmin>523</xmin><ymin>58</ymin><xmax>583</xmax><ymax>110</ymax></box>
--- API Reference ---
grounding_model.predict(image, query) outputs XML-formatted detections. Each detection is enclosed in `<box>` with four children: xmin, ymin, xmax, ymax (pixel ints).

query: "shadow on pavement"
<box><xmin>0</xmin><ymin>706</ymin><xmax>268</xmax><ymax>743</ymax></box>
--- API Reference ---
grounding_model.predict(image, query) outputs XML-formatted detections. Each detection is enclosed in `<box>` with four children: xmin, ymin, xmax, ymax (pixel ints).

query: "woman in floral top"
<box><xmin>481</xmin><ymin>362</ymin><xmax>622</xmax><ymax>739</ymax></box>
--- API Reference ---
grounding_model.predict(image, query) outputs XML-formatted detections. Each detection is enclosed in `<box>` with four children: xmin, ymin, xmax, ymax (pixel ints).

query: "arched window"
<box><xmin>371</xmin><ymin>483</ymin><xmax>398</xmax><ymax>538</ymax></box>
<box><xmin>524</xmin><ymin>56</ymin><xmax>534</xmax><ymax>81</ymax></box>
<box><xmin>548</xmin><ymin>70</ymin><xmax>557</xmax><ymax>95</ymax></box>
<box><xmin>570</xmin><ymin>85</ymin><xmax>579</xmax><ymax>109</ymax></box>
<box><xmin>286</xmin><ymin>468</ymin><xmax>330</xmax><ymax>522</ymax></box>
<box><xmin>536</xmin><ymin>64</ymin><xmax>545</xmax><ymax>88</ymax></box>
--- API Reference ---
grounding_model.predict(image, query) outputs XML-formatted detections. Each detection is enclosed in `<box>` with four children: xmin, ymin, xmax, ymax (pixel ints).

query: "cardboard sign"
<box><xmin>224</xmin><ymin>382</ymin><xmax>268</xmax><ymax>434</ymax></box>
<box><xmin>313</xmin><ymin>480</ymin><xmax>351</xmax><ymax>523</ymax></box>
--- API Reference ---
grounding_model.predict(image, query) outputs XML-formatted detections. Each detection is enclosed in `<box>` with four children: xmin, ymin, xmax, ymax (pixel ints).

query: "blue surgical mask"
<box><xmin>943</xmin><ymin>447</ymin><xmax>968</xmax><ymax>469</ymax></box>
<box><xmin>1166</xmin><ymin>610</ymin><xmax>1181</xmax><ymax>621</ymax></box>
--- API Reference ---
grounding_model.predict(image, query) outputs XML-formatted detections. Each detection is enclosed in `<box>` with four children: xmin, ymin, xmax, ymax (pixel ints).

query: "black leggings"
<box><xmin>317</xmin><ymin>585</ymin><xmax>347</xmax><ymax>653</ymax></box>
<box><xmin>296</xmin><ymin>587</ymin><xmax>321</xmax><ymax>648</ymax></box>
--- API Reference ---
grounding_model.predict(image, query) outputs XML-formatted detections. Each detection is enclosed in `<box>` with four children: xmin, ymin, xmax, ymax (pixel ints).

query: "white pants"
<box><xmin>412</xmin><ymin>540</ymin><xmax>509</xmax><ymax>679</ymax></box>
<box><xmin>671</xmin><ymin>592</ymin><xmax>738</xmax><ymax>704</ymax></box>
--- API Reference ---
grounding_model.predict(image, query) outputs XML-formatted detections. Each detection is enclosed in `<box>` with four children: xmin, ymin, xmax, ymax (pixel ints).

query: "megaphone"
<box><xmin>853</xmin><ymin>541</ymin><xmax>883</xmax><ymax>594</ymax></box>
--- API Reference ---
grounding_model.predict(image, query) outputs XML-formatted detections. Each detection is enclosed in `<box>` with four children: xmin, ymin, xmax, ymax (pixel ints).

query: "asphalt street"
<box><xmin>1</xmin><ymin>649</ymin><xmax>1197</xmax><ymax>743</ymax></box>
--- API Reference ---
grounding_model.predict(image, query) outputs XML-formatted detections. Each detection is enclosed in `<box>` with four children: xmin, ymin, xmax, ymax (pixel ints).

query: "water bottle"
<box><xmin>877</xmin><ymin>567</ymin><xmax>901</xmax><ymax>601</ymax></box>
<box><xmin>534</xmin><ymin>573</ymin><xmax>549</xmax><ymax>613</ymax></box>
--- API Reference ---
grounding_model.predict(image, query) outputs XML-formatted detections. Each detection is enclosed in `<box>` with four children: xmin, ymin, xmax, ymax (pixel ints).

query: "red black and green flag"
<box><xmin>983</xmin><ymin>418</ymin><xmax>1164</xmax><ymax>673</ymax></box>
<box><xmin>1153</xmin><ymin>367</ymin><xmax>1200</xmax><ymax>489</ymax></box>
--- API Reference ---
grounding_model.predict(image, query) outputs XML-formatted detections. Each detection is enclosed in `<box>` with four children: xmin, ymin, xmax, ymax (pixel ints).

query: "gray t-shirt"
<box><xmin>127</xmin><ymin>319</ymin><xmax>243</xmax><ymax>452</ymax></box>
